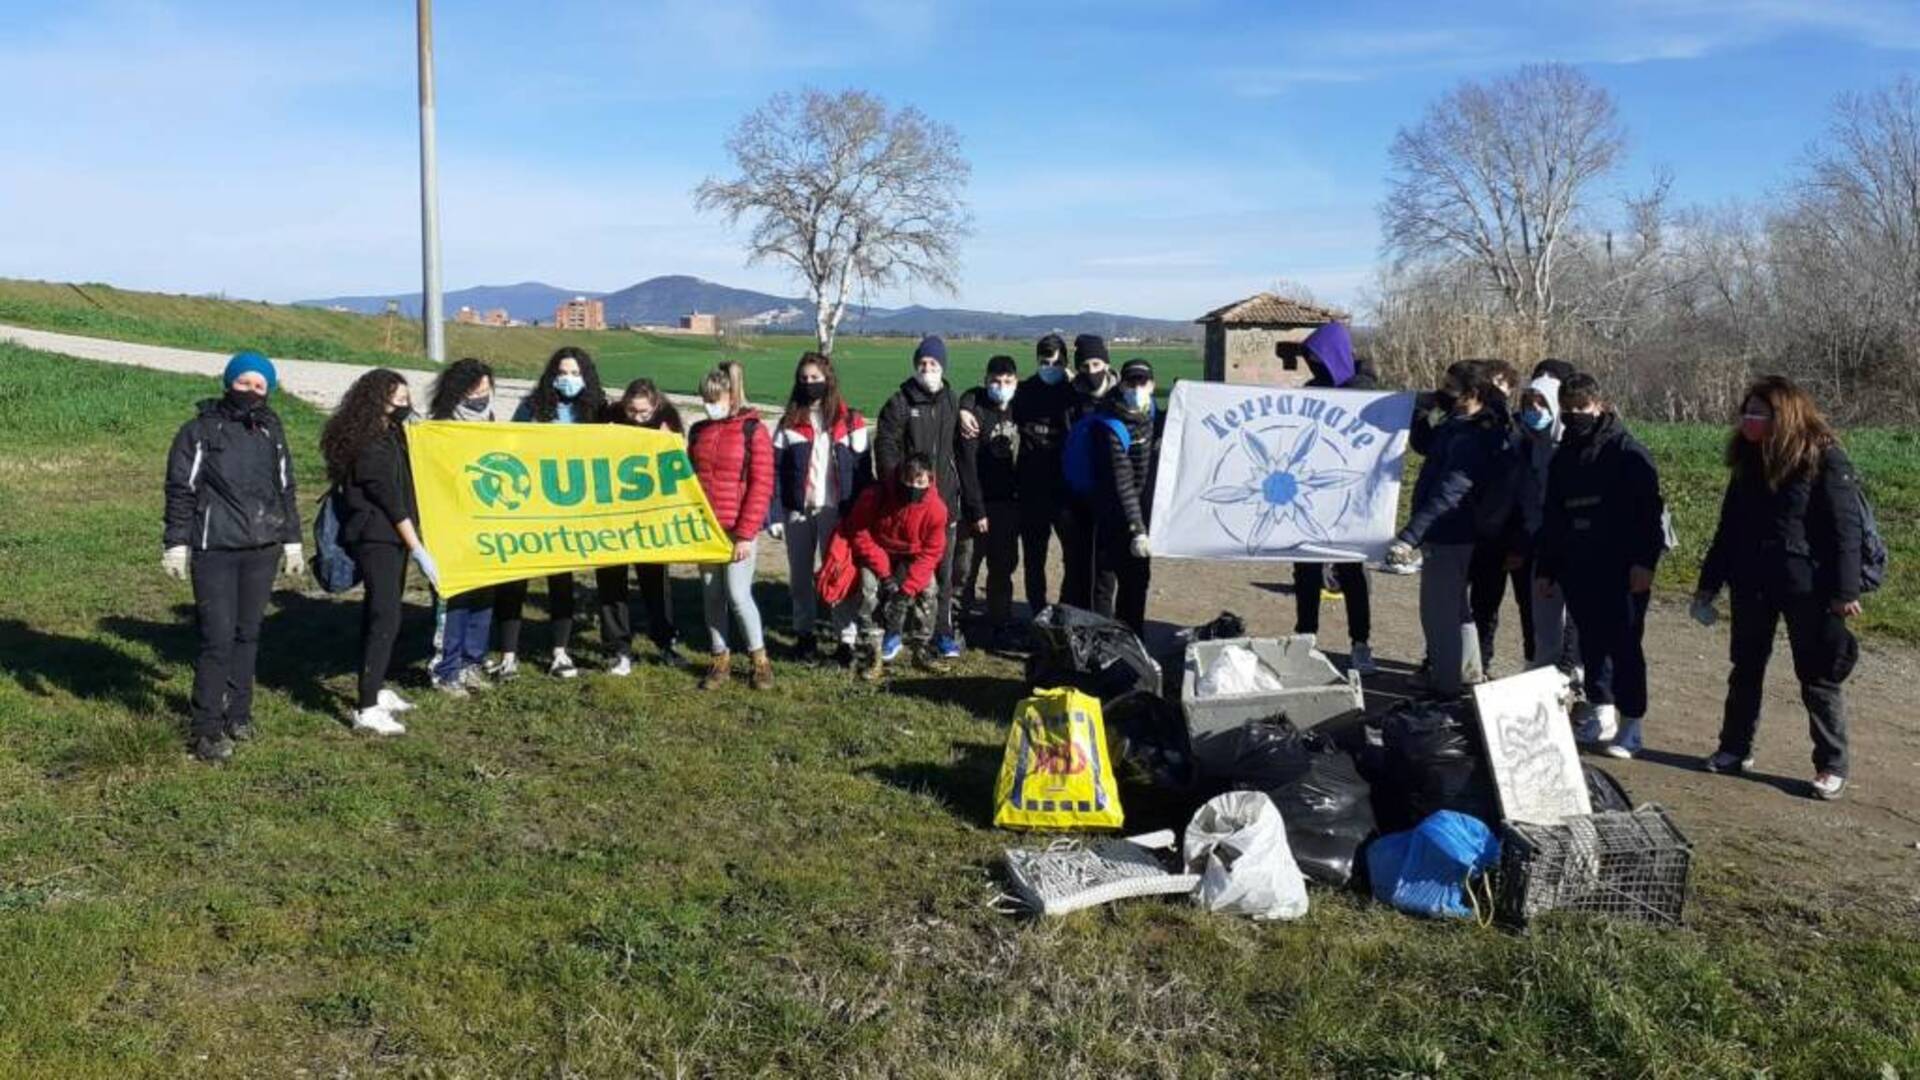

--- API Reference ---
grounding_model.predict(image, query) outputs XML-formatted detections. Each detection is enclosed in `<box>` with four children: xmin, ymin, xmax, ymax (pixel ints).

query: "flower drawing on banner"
<box><xmin>1200</xmin><ymin>424</ymin><xmax>1365</xmax><ymax>555</ymax></box>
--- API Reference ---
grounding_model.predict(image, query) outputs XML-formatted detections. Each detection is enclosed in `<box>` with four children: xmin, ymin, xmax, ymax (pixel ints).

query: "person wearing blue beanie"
<box><xmin>876</xmin><ymin>333</ymin><xmax>969</xmax><ymax>665</ymax></box>
<box><xmin>223</xmin><ymin>350</ymin><xmax>278</xmax><ymax>394</ymax></box>
<box><xmin>913</xmin><ymin>335</ymin><xmax>947</xmax><ymax>370</ymax></box>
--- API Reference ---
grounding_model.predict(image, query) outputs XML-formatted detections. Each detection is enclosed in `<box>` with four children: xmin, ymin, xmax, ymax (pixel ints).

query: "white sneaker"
<box><xmin>431</xmin><ymin>677</ymin><xmax>469</xmax><ymax>698</ymax></box>
<box><xmin>1576</xmin><ymin>703</ymin><xmax>1619</xmax><ymax>745</ymax></box>
<box><xmin>352</xmin><ymin>706</ymin><xmax>406</xmax><ymax>736</ymax></box>
<box><xmin>550</xmin><ymin>649</ymin><xmax>578</xmax><ymax>679</ymax></box>
<box><xmin>376</xmin><ymin>688</ymin><xmax>415</xmax><ymax>713</ymax></box>
<box><xmin>1811</xmin><ymin>772</ymin><xmax>1847</xmax><ymax>800</ymax></box>
<box><xmin>1603</xmin><ymin>743</ymin><xmax>1635</xmax><ymax>760</ymax></box>
<box><xmin>485</xmin><ymin>653</ymin><xmax>519</xmax><ymax>680</ymax></box>
<box><xmin>608</xmin><ymin>652</ymin><xmax>633</xmax><ymax>677</ymax></box>
<box><xmin>1348</xmin><ymin>642</ymin><xmax>1379</xmax><ymax>676</ymax></box>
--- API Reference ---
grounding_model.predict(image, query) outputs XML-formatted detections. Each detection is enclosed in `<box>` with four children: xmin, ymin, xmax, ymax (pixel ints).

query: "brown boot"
<box><xmin>857</xmin><ymin>638</ymin><xmax>885</xmax><ymax>682</ymax></box>
<box><xmin>749</xmin><ymin>648</ymin><xmax>774</xmax><ymax>690</ymax></box>
<box><xmin>913</xmin><ymin>646</ymin><xmax>953</xmax><ymax>675</ymax></box>
<box><xmin>699</xmin><ymin>652</ymin><xmax>731</xmax><ymax>690</ymax></box>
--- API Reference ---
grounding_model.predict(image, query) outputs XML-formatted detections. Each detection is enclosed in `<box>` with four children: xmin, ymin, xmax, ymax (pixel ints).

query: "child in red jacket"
<box><xmin>836</xmin><ymin>454</ymin><xmax>950</xmax><ymax>679</ymax></box>
<box><xmin>687</xmin><ymin>365</ymin><xmax>776</xmax><ymax>690</ymax></box>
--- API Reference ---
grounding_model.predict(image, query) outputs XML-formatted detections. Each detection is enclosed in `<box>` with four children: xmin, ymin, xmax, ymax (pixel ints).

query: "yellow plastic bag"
<box><xmin>992</xmin><ymin>688</ymin><xmax>1125</xmax><ymax>831</ymax></box>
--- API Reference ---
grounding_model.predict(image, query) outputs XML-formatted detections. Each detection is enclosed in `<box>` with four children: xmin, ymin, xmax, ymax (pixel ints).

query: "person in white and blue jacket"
<box><xmin>425</xmin><ymin>358</ymin><xmax>499</xmax><ymax>696</ymax></box>
<box><xmin>162</xmin><ymin>351</ymin><xmax>305</xmax><ymax>763</ymax></box>
<box><xmin>767</xmin><ymin>351</ymin><xmax>870</xmax><ymax>662</ymax></box>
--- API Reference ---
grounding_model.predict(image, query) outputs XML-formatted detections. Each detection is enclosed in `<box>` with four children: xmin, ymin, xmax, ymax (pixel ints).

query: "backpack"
<box><xmin>1062</xmin><ymin>415</ymin><xmax>1130</xmax><ymax>498</ymax></box>
<box><xmin>1859</xmin><ymin>486</ymin><xmax>1888</xmax><ymax>594</ymax></box>
<box><xmin>311</xmin><ymin>486</ymin><xmax>361</xmax><ymax>594</ymax></box>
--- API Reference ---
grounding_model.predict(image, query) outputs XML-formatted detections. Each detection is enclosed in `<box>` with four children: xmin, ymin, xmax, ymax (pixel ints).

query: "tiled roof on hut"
<box><xmin>1196</xmin><ymin>292</ymin><xmax>1349</xmax><ymax>326</ymax></box>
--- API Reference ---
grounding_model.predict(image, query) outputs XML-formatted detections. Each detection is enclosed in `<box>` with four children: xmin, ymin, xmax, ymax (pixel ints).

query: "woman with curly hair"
<box><xmin>1695</xmin><ymin>375</ymin><xmax>1867</xmax><ymax>801</ymax></box>
<box><xmin>593</xmin><ymin>378</ymin><xmax>689</xmax><ymax>672</ymax></box>
<box><xmin>492</xmin><ymin>346</ymin><xmax>607</xmax><ymax>679</ymax></box>
<box><xmin>321</xmin><ymin>368</ymin><xmax>436</xmax><ymax>736</ymax></box>
<box><xmin>425</xmin><ymin>358</ymin><xmax>498</xmax><ymax>696</ymax></box>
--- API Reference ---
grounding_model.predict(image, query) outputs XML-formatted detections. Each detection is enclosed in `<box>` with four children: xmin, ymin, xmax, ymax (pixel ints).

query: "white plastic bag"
<box><xmin>1182</xmin><ymin>791</ymin><xmax>1310</xmax><ymax>920</ymax></box>
<box><xmin>1196</xmin><ymin>645</ymin><xmax>1283</xmax><ymax>698</ymax></box>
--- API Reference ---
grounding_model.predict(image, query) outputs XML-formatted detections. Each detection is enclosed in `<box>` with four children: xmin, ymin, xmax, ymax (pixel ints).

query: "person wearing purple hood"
<box><xmin>1290</xmin><ymin>322</ymin><xmax>1380</xmax><ymax>675</ymax></box>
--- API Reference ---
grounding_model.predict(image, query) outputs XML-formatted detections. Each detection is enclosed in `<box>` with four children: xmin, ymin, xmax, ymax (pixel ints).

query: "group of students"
<box><xmin>163</xmin><ymin>339</ymin><xmax>1867</xmax><ymax>801</ymax></box>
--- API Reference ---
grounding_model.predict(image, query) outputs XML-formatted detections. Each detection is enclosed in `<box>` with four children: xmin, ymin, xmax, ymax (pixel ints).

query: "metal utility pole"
<box><xmin>416</xmin><ymin>0</ymin><xmax>445</xmax><ymax>363</ymax></box>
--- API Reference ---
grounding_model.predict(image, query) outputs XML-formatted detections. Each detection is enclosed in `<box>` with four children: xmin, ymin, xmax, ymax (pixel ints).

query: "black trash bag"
<box><xmin>1025</xmin><ymin>604</ymin><xmax>1160</xmax><ymax>704</ymax></box>
<box><xmin>1188</xmin><ymin>611</ymin><xmax>1247</xmax><ymax>642</ymax></box>
<box><xmin>1379</xmin><ymin>699</ymin><xmax>1499</xmax><ymax>831</ymax></box>
<box><xmin>1196</xmin><ymin>718</ymin><xmax>1312</xmax><ymax>791</ymax></box>
<box><xmin>1262</xmin><ymin>736</ymin><xmax>1377</xmax><ymax>887</ymax></box>
<box><xmin>1308</xmin><ymin>710</ymin><xmax>1390</xmax><ymax>788</ymax></box>
<box><xmin>1101</xmin><ymin>691</ymin><xmax>1203</xmax><ymax>830</ymax></box>
<box><xmin>1584</xmin><ymin>762</ymin><xmax>1633</xmax><ymax>812</ymax></box>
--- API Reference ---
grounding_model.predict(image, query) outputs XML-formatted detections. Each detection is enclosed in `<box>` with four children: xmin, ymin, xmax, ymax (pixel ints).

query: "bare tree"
<box><xmin>695</xmin><ymin>89</ymin><xmax>971</xmax><ymax>354</ymax></box>
<box><xmin>1382</xmin><ymin>64</ymin><xmax>1625</xmax><ymax>334</ymax></box>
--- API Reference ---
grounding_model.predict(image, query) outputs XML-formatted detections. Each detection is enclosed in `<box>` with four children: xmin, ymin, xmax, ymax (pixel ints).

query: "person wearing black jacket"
<box><xmin>1088</xmin><ymin>358</ymin><xmax>1161</xmax><ymax>635</ymax></box>
<box><xmin>875</xmin><ymin>335</ymin><xmax>976</xmax><ymax>657</ymax></box>
<box><xmin>1059</xmin><ymin>333</ymin><xmax>1121</xmax><ymax>613</ymax></box>
<box><xmin>955</xmin><ymin>355</ymin><xmax>1021</xmax><ymax>643</ymax></box>
<box><xmin>1289</xmin><ymin>322</ymin><xmax>1379</xmax><ymax>676</ymax></box>
<box><xmin>1011</xmin><ymin>334</ymin><xmax>1074</xmax><ymax>616</ymax></box>
<box><xmin>1533</xmin><ymin>374</ymin><xmax>1666</xmax><ymax>759</ymax></box>
<box><xmin>162</xmin><ymin>351</ymin><xmax>305</xmax><ymax>763</ymax></box>
<box><xmin>320</xmin><ymin>369</ymin><xmax>438</xmax><ymax>737</ymax></box>
<box><xmin>1695</xmin><ymin>376</ymin><xmax>1865</xmax><ymax>801</ymax></box>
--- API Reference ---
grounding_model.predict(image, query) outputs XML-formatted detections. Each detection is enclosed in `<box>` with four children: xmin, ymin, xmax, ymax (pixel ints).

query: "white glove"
<box><xmin>162</xmin><ymin>545</ymin><xmax>189</xmax><ymax>581</ymax></box>
<box><xmin>410</xmin><ymin>546</ymin><xmax>441</xmax><ymax>589</ymax></box>
<box><xmin>1689</xmin><ymin>593</ymin><xmax>1718</xmax><ymax>627</ymax></box>
<box><xmin>1386</xmin><ymin>541</ymin><xmax>1417</xmax><ymax>567</ymax></box>
<box><xmin>1130</xmin><ymin>533</ymin><xmax>1152</xmax><ymax>559</ymax></box>
<box><xmin>767</xmin><ymin>522</ymin><xmax>785</xmax><ymax>541</ymax></box>
<box><xmin>280</xmin><ymin>542</ymin><xmax>305</xmax><ymax>578</ymax></box>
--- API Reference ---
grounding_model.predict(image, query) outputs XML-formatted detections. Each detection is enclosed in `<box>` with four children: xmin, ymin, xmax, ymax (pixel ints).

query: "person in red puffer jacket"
<box><xmin>831</xmin><ymin>454</ymin><xmax>950</xmax><ymax>680</ymax></box>
<box><xmin>687</xmin><ymin>365</ymin><xmax>775</xmax><ymax>690</ymax></box>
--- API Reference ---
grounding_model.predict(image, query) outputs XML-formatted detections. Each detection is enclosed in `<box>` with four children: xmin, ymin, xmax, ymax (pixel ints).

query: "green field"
<box><xmin>1</xmin><ymin>344</ymin><xmax>1917</xmax><ymax>1076</ymax></box>
<box><xmin>0</xmin><ymin>278</ymin><xmax>1199</xmax><ymax>415</ymax></box>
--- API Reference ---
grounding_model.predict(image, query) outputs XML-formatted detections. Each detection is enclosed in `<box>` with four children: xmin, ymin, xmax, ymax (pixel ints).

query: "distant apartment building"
<box><xmin>454</xmin><ymin>306</ymin><xmax>512</xmax><ymax>327</ymax></box>
<box><xmin>554</xmin><ymin>296</ymin><xmax>607</xmax><ymax>331</ymax></box>
<box><xmin>680</xmin><ymin>312</ymin><xmax>719</xmax><ymax>335</ymax></box>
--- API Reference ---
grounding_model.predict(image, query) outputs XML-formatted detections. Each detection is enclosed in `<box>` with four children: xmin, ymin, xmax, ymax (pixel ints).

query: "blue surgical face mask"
<box><xmin>1520</xmin><ymin>408</ymin><xmax>1551</xmax><ymax>432</ymax></box>
<box><xmin>553</xmin><ymin>374</ymin><xmax>585</xmax><ymax>399</ymax></box>
<box><xmin>1125</xmin><ymin>386</ymin><xmax>1154</xmax><ymax>412</ymax></box>
<box><xmin>987</xmin><ymin>383</ymin><xmax>1015</xmax><ymax>405</ymax></box>
<box><xmin>1037</xmin><ymin>365</ymin><xmax>1066</xmax><ymax>386</ymax></box>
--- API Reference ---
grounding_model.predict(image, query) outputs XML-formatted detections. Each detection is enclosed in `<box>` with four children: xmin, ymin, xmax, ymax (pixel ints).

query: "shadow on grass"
<box><xmin>861</xmin><ymin>739</ymin><xmax>1004</xmax><ymax>827</ymax></box>
<box><xmin>887</xmin><ymin>674</ymin><xmax>1026</xmax><ymax>725</ymax></box>
<box><xmin>1629</xmin><ymin>746</ymin><xmax>1811</xmax><ymax>799</ymax></box>
<box><xmin>0</xmin><ymin>617</ymin><xmax>171</xmax><ymax>714</ymax></box>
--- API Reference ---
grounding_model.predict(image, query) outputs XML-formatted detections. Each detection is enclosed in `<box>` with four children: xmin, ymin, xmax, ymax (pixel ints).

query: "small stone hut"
<box><xmin>1195</xmin><ymin>292</ymin><xmax>1350</xmax><ymax>387</ymax></box>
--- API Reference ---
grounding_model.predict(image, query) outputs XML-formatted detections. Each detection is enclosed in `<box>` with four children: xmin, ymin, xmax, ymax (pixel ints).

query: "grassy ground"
<box><xmin>0</xmin><ymin>277</ymin><xmax>1199</xmax><ymax>415</ymax></box>
<box><xmin>3</xmin><ymin>345</ymin><xmax>1919</xmax><ymax>1076</ymax></box>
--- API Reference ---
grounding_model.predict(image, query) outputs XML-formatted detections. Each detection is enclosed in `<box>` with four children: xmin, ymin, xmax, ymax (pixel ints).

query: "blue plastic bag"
<box><xmin>1367</xmin><ymin>810</ymin><xmax>1500</xmax><ymax>919</ymax></box>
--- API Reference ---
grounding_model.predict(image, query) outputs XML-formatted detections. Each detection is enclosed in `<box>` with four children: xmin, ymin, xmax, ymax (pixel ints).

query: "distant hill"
<box><xmin>298</xmin><ymin>281</ymin><xmax>601</xmax><ymax>322</ymax></box>
<box><xmin>300</xmin><ymin>274</ymin><xmax>1200</xmax><ymax>341</ymax></box>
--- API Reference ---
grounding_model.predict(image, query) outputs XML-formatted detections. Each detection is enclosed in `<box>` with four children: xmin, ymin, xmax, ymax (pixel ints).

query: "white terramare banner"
<box><xmin>1148</xmin><ymin>382</ymin><xmax>1416</xmax><ymax>562</ymax></box>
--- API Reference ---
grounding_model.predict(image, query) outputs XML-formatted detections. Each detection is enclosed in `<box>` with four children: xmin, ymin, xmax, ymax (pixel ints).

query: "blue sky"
<box><xmin>3</xmin><ymin>0</ymin><xmax>1918</xmax><ymax>320</ymax></box>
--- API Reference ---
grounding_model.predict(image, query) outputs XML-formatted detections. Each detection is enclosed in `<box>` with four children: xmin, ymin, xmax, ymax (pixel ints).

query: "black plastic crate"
<box><xmin>1497</xmin><ymin>806</ymin><xmax>1692</xmax><ymax>929</ymax></box>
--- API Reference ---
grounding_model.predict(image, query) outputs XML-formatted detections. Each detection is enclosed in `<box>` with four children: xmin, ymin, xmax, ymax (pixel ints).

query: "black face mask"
<box><xmin>225</xmin><ymin>388</ymin><xmax>265</xmax><ymax>413</ymax></box>
<box><xmin>902</xmin><ymin>485</ymin><xmax>929</xmax><ymax>504</ymax></box>
<box><xmin>459</xmin><ymin>395</ymin><xmax>491</xmax><ymax>415</ymax></box>
<box><xmin>1434</xmin><ymin>389</ymin><xmax>1458</xmax><ymax>413</ymax></box>
<box><xmin>1561</xmin><ymin>412</ymin><xmax>1600</xmax><ymax>438</ymax></box>
<box><xmin>798</xmin><ymin>381</ymin><xmax>828</xmax><ymax>404</ymax></box>
<box><xmin>390</xmin><ymin>405</ymin><xmax>413</xmax><ymax>425</ymax></box>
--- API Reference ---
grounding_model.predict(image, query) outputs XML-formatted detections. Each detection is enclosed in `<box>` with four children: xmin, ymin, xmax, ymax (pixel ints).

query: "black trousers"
<box><xmin>1293</xmin><ymin>562</ymin><xmax>1371</xmax><ymax>643</ymax></box>
<box><xmin>1092</xmin><ymin>518</ymin><xmax>1151</xmax><ymax>635</ymax></box>
<box><xmin>595</xmin><ymin>563</ymin><xmax>677</xmax><ymax>652</ymax></box>
<box><xmin>1018</xmin><ymin>496</ymin><xmax>1068</xmax><ymax>616</ymax></box>
<box><xmin>1470</xmin><ymin>541</ymin><xmax>1536</xmax><ymax>667</ymax></box>
<box><xmin>1059</xmin><ymin>499</ymin><xmax>1118</xmax><ymax>615</ymax></box>
<box><xmin>1718</xmin><ymin>588</ymin><xmax>1856</xmax><ymax>775</ymax></box>
<box><xmin>189</xmin><ymin>544</ymin><xmax>280</xmax><ymax>739</ymax></box>
<box><xmin>494</xmin><ymin>573</ymin><xmax>575</xmax><ymax>655</ymax></box>
<box><xmin>352</xmin><ymin>541</ymin><xmax>409</xmax><ymax>710</ymax></box>
<box><xmin>1563</xmin><ymin>574</ymin><xmax>1650</xmax><ymax>718</ymax></box>
<box><xmin>956</xmin><ymin>498</ymin><xmax>1021</xmax><ymax>626</ymax></box>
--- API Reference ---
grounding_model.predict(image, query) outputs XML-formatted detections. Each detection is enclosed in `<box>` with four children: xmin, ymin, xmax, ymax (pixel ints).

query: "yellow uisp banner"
<box><xmin>408</xmin><ymin>420</ymin><xmax>733</xmax><ymax>597</ymax></box>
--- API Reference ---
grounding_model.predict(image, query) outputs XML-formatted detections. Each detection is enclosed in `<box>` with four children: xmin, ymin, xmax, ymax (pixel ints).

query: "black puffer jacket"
<box><xmin>958</xmin><ymin>386</ymin><xmax>1019</xmax><ymax>509</ymax></box>
<box><xmin>1011</xmin><ymin>373</ymin><xmax>1075</xmax><ymax>501</ymax></box>
<box><xmin>1534</xmin><ymin>412</ymin><xmax>1665</xmax><ymax>583</ymax></box>
<box><xmin>875</xmin><ymin>377</ymin><xmax>974</xmax><ymax>518</ymax></box>
<box><xmin>1093</xmin><ymin>395</ymin><xmax>1160</xmax><ymax>535</ymax></box>
<box><xmin>339</xmin><ymin>426</ymin><xmax>419</xmax><ymax>547</ymax></box>
<box><xmin>164</xmin><ymin>397</ymin><xmax>300</xmax><ymax>551</ymax></box>
<box><xmin>1699</xmin><ymin>445</ymin><xmax>1864</xmax><ymax>603</ymax></box>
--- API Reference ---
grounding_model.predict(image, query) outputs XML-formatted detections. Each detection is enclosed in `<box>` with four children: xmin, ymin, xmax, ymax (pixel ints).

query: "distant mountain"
<box><xmin>297</xmin><ymin>282</ymin><xmax>601</xmax><ymax>322</ymax></box>
<box><xmin>299</xmin><ymin>274</ymin><xmax>1199</xmax><ymax>341</ymax></box>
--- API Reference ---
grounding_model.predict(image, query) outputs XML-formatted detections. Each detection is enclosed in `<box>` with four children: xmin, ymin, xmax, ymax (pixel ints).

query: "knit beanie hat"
<box><xmin>913</xmin><ymin>335</ymin><xmax>947</xmax><ymax>369</ymax></box>
<box><xmin>223</xmin><ymin>350</ymin><xmax>277</xmax><ymax>392</ymax></box>
<box><xmin>986</xmin><ymin>354</ymin><xmax>1018</xmax><ymax>378</ymax></box>
<box><xmin>1072</xmin><ymin>334</ymin><xmax>1109</xmax><ymax>367</ymax></box>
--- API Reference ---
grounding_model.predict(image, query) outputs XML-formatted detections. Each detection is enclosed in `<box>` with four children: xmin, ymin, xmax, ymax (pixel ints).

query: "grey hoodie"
<box><xmin>1517</xmin><ymin>374</ymin><xmax>1563</xmax><ymax>539</ymax></box>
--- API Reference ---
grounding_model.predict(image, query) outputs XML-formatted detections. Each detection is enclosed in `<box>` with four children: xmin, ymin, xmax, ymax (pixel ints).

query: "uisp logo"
<box><xmin>465</xmin><ymin>452</ymin><xmax>533</xmax><ymax>510</ymax></box>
